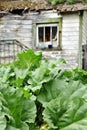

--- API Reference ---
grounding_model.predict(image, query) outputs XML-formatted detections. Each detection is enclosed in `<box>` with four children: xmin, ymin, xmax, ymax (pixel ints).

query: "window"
<box><xmin>33</xmin><ymin>18</ymin><xmax>62</xmax><ymax>50</ymax></box>
<box><xmin>36</xmin><ymin>23</ymin><xmax>59</xmax><ymax>50</ymax></box>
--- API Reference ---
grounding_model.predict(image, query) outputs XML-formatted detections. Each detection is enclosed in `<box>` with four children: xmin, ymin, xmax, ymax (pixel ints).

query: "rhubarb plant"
<box><xmin>0</xmin><ymin>50</ymin><xmax>87</xmax><ymax>130</ymax></box>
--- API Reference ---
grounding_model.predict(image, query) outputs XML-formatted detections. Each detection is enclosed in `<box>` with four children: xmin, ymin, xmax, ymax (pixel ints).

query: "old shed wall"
<box><xmin>0</xmin><ymin>11</ymin><xmax>80</xmax><ymax>69</ymax></box>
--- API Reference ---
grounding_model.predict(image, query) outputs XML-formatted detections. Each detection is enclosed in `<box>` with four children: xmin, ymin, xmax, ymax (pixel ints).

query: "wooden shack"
<box><xmin>0</xmin><ymin>0</ymin><xmax>87</xmax><ymax>69</ymax></box>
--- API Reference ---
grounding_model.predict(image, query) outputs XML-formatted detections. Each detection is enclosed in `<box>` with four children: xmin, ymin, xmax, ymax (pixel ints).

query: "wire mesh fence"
<box><xmin>0</xmin><ymin>39</ymin><xmax>29</xmax><ymax>64</ymax></box>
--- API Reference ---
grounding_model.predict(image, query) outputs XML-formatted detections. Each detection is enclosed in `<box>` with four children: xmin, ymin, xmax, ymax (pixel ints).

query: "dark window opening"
<box><xmin>82</xmin><ymin>45</ymin><xmax>87</xmax><ymax>71</ymax></box>
<box><xmin>38</xmin><ymin>27</ymin><xmax>44</xmax><ymax>42</ymax></box>
<box><xmin>45</xmin><ymin>27</ymin><xmax>50</xmax><ymax>42</ymax></box>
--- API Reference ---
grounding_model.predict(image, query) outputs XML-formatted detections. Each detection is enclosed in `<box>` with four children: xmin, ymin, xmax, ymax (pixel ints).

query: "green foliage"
<box><xmin>47</xmin><ymin>0</ymin><xmax>87</xmax><ymax>5</ymax></box>
<box><xmin>58</xmin><ymin>68</ymin><xmax>87</xmax><ymax>84</ymax></box>
<box><xmin>0</xmin><ymin>50</ymin><xmax>64</xmax><ymax>129</ymax></box>
<box><xmin>13</xmin><ymin>49</ymin><xmax>42</xmax><ymax>70</ymax></box>
<box><xmin>1</xmin><ymin>49</ymin><xmax>87</xmax><ymax>130</ymax></box>
<box><xmin>0</xmin><ymin>83</ymin><xmax>36</xmax><ymax>130</ymax></box>
<box><xmin>48</xmin><ymin>0</ymin><xmax>65</xmax><ymax>5</ymax></box>
<box><xmin>43</xmin><ymin>98</ymin><xmax>87</xmax><ymax>130</ymax></box>
<box><xmin>38</xmin><ymin>76</ymin><xmax>87</xmax><ymax>129</ymax></box>
<box><xmin>83</xmin><ymin>0</ymin><xmax>87</xmax><ymax>2</ymax></box>
<box><xmin>28</xmin><ymin>59</ymin><xmax>65</xmax><ymax>93</ymax></box>
<box><xmin>37</xmin><ymin>78</ymin><xmax>68</xmax><ymax>107</ymax></box>
<box><xmin>67</xmin><ymin>0</ymin><xmax>76</xmax><ymax>4</ymax></box>
<box><xmin>38</xmin><ymin>78</ymin><xmax>87</xmax><ymax>129</ymax></box>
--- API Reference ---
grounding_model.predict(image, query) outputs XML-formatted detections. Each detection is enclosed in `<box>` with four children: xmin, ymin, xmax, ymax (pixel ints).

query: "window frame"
<box><xmin>33</xmin><ymin>18</ymin><xmax>62</xmax><ymax>51</ymax></box>
<box><xmin>36</xmin><ymin>23</ymin><xmax>58</xmax><ymax>49</ymax></box>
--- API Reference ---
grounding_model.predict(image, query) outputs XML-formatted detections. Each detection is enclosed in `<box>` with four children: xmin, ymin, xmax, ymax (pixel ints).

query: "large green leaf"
<box><xmin>21</xmin><ymin>98</ymin><xmax>36</xmax><ymax>124</ymax></box>
<box><xmin>19</xmin><ymin>122</ymin><xmax>29</xmax><ymax>130</ymax></box>
<box><xmin>43</xmin><ymin>97</ymin><xmax>87</xmax><ymax>130</ymax></box>
<box><xmin>0</xmin><ymin>92</ymin><xmax>14</xmax><ymax>130</ymax></box>
<box><xmin>12</xmin><ymin>68</ymin><xmax>29</xmax><ymax>87</ymax></box>
<box><xmin>28</xmin><ymin>59</ymin><xmax>65</xmax><ymax>93</ymax></box>
<box><xmin>6</xmin><ymin>125</ymin><xmax>20</xmax><ymax>130</ymax></box>
<box><xmin>0</xmin><ymin>84</ymin><xmax>36</xmax><ymax>129</ymax></box>
<box><xmin>28</xmin><ymin>60</ymin><xmax>51</xmax><ymax>92</ymax></box>
<box><xmin>40</xmin><ymin>78</ymin><xmax>87</xmax><ymax>130</ymax></box>
<box><xmin>14</xmin><ymin>68</ymin><xmax>29</xmax><ymax>79</ymax></box>
<box><xmin>0</xmin><ymin>112</ymin><xmax>7</xmax><ymax>130</ymax></box>
<box><xmin>13</xmin><ymin>49</ymin><xmax>42</xmax><ymax>69</ymax></box>
<box><xmin>0</xmin><ymin>66</ymin><xmax>11</xmax><ymax>83</ymax></box>
<box><xmin>37</xmin><ymin>78</ymin><xmax>68</xmax><ymax>107</ymax></box>
<box><xmin>37</xmin><ymin>77</ymin><xmax>87</xmax><ymax>107</ymax></box>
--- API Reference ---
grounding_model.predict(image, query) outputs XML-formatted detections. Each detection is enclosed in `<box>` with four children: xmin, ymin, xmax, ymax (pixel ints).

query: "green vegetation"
<box><xmin>0</xmin><ymin>50</ymin><xmax>87</xmax><ymax>129</ymax></box>
<box><xmin>48</xmin><ymin>0</ymin><xmax>87</xmax><ymax>5</ymax></box>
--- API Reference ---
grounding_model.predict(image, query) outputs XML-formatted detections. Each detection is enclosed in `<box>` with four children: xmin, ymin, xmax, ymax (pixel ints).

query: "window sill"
<box><xmin>35</xmin><ymin>47</ymin><xmax>62</xmax><ymax>51</ymax></box>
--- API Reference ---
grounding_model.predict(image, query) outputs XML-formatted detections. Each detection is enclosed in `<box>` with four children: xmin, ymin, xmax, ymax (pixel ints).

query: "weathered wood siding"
<box><xmin>0</xmin><ymin>14</ymin><xmax>33</xmax><ymax>48</ymax></box>
<box><xmin>61</xmin><ymin>13</ymin><xmax>79</xmax><ymax>69</ymax></box>
<box><xmin>0</xmin><ymin>11</ymin><xmax>80</xmax><ymax>69</ymax></box>
<box><xmin>82</xmin><ymin>11</ymin><xmax>87</xmax><ymax>70</ymax></box>
<box><xmin>82</xmin><ymin>11</ymin><xmax>87</xmax><ymax>46</ymax></box>
<box><xmin>42</xmin><ymin>13</ymin><xmax>79</xmax><ymax>69</ymax></box>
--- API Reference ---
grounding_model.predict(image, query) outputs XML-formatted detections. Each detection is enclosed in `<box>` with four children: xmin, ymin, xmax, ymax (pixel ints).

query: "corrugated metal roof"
<box><xmin>0</xmin><ymin>0</ymin><xmax>87</xmax><ymax>13</ymax></box>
